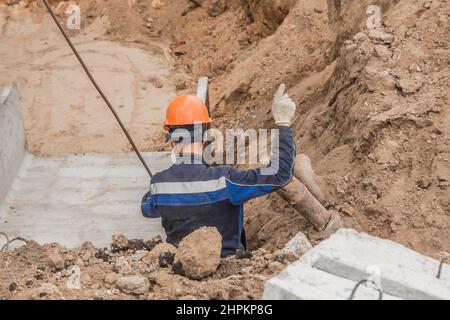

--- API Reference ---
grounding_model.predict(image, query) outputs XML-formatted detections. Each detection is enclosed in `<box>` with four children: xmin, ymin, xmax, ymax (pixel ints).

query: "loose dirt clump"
<box><xmin>175</xmin><ymin>227</ymin><xmax>222</xmax><ymax>280</ymax></box>
<box><xmin>0</xmin><ymin>233</ymin><xmax>293</xmax><ymax>300</ymax></box>
<box><xmin>111</xmin><ymin>234</ymin><xmax>163</xmax><ymax>253</ymax></box>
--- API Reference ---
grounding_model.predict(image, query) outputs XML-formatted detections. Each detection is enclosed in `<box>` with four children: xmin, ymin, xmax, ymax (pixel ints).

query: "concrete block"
<box><xmin>0</xmin><ymin>152</ymin><xmax>172</xmax><ymax>248</ymax></box>
<box><xmin>263</xmin><ymin>263</ymin><xmax>400</xmax><ymax>300</ymax></box>
<box><xmin>282</xmin><ymin>232</ymin><xmax>312</xmax><ymax>258</ymax></box>
<box><xmin>264</xmin><ymin>229</ymin><xmax>450</xmax><ymax>300</ymax></box>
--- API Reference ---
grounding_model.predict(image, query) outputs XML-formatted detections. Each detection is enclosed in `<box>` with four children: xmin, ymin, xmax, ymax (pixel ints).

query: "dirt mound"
<box><xmin>230</xmin><ymin>0</ymin><xmax>449</xmax><ymax>257</ymax></box>
<box><xmin>0</xmin><ymin>234</ymin><xmax>294</xmax><ymax>300</ymax></box>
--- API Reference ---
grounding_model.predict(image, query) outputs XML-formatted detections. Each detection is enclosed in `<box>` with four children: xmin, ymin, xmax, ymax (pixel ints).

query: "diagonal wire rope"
<box><xmin>41</xmin><ymin>0</ymin><xmax>153</xmax><ymax>177</ymax></box>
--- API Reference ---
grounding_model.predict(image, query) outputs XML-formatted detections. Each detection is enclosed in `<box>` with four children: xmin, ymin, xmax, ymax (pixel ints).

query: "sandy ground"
<box><xmin>0</xmin><ymin>231</ymin><xmax>294</xmax><ymax>300</ymax></box>
<box><xmin>0</xmin><ymin>3</ymin><xmax>175</xmax><ymax>155</ymax></box>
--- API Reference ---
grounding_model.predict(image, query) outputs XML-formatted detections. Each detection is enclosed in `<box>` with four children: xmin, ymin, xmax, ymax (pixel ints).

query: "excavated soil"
<box><xmin>0</xmin><ymin>0</ymin><xmax>449</xmax><ymax>299</ymax></box>
<box><xmin>0</xmin><ymin>0</ymin><xmax>175</xmax><ymax>154</ymax></box>
<box><xmin>0</xmin><ymin>233</ymin><xmax>295</xmax><ymax>300</ymax></box>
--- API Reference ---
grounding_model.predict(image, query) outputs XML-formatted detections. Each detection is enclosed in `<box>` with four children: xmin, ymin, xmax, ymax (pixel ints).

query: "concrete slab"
<box><xmin>0</xmin><ymin>83</ymin><xmax>173</xmax><ymax>248</ymax></box>
<box><xmin>264</xmin><ymin>263</ymin><xmax>400</xmax><ymax>300</ymax></box>
<box><xmin>0</xmin><ymin>152</ymin><xmax>172</xmax><ymax>248</ymax></box>
<box><xmin>263</xmin><ymin>229</ymin><xmax>450</xmax><ymax>300</ymax></box>
<box><xmin>0</xmin><ymin>84</ymin><xmax>26</xmax><ymax>203</ymax></box>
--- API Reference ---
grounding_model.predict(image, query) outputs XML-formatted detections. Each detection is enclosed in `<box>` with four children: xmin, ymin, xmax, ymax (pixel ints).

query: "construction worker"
<box><xmin>141</xmin><ymin>84</ymin><xmax>296</xmax><ymax>257</ymax></box>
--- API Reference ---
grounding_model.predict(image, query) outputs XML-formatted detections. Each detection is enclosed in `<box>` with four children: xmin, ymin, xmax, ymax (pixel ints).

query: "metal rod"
<box><xmin>41</xmin><ymin>0</ymin><xmax>153</xmax><ymax>177</ymax></box>
<box><xmin>437</xmin><ymin>253</ymin><xmax>450</xmax><ymax>279</ymax></box>
<box><xmin>349</xmin><ymin>279</ymin><xmax>383</xmax><ymax>300</ymax></box>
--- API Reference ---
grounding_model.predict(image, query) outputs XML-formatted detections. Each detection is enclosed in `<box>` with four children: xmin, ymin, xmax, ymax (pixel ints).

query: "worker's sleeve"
<box><xmin>225</xmin><ymin>125</ymin><xmax>296</xmax><ymax>205</ymax></box>
<box><xmin>141</xmin><ymin>191</ymin><xmax>160</xmax><ymax>218</ymax></box>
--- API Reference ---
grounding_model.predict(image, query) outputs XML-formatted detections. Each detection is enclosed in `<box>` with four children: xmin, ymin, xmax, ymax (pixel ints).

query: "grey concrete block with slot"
<box><xmin>263</xmin><ymin>229</ymin><xmax>450</xmax><ymax>300</ymax></box>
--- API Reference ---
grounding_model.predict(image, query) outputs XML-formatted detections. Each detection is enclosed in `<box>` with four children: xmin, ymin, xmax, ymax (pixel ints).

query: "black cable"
<box><xmin>41</xmin><ymin>0</ymin><xmax>153</xmax><ymax>177</ymax></box>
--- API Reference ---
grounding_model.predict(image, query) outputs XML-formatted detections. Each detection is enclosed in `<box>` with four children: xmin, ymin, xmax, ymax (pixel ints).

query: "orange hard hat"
<box><xmin>164</xmin><ymin>95</ymin><xmax>212</xmax><ymax>130</ymax></box>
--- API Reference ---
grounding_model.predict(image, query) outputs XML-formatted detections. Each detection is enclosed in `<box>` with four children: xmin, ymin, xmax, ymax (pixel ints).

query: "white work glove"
<box><xmin>272</xmin><ymin>84</ymin><xmax>296</xmax><ymax>127</ymax></box>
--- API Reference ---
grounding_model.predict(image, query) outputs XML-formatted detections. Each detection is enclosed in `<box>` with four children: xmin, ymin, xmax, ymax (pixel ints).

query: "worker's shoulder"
<box><xmin>150</xmin><ymin>165</ymin><xmax>176</xmax><ymax>184</ymax></box>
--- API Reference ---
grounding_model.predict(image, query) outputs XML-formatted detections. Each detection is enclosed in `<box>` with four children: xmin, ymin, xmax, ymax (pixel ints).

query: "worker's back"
<box><xmin>142</xmin><ymin>84</ymin><xmax>297</xmax><ymax>257</ymax></box>
<box><xmin>148</xmin><ymin>155</ymin><xmax>244</xmax><ymax>257</ymax></box>
<box><xmin>142</xmin><ymin>126</ymin><xmax>296</xmax><ymax>257</ymax></box>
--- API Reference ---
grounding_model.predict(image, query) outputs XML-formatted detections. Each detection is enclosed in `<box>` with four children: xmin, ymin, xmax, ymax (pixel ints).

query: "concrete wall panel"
<box><xmin>0</xmin><ymin>84</ymin><xmax>26</xmax><ymax>203</ymax></box>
